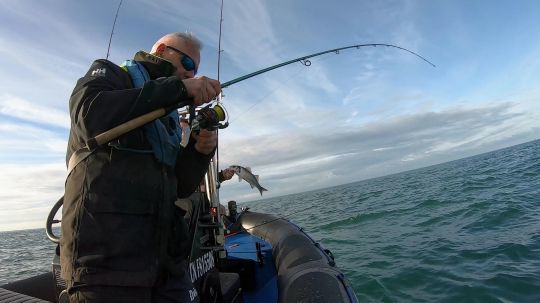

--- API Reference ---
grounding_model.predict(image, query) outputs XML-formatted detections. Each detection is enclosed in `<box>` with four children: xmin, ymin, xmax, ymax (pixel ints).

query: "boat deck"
<box><xmin>0</xmin><ymin>287</ymin><xmax>50</xmax><ymax>303</ymax></box>
<box><xmin>225</xmin><ymin>232</ymin><xmax>277</xmax><ymax>303</ymax></box>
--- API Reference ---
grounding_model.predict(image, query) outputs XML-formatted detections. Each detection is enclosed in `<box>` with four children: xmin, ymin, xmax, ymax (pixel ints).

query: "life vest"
<box><xmin>121</xmin><ymin>60</ymin><xmax>182</xmax><ymax>167</ymax></box>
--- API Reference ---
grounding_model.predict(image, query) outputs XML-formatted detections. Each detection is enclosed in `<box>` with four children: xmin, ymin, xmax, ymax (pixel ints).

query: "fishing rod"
<box><xmin>83</xmin><ymin>43</ymin><xmax>434</xmax><ymax>150</ymax></box>
<box><xmin>106</xmin><ymin>0</ymin><xmax>123</xmax><ymax>60</ymax></box>
<box><xmin>221</xmin><ymin>43</ymin><xmax>435</xmax><ymax>88</ymax></box>
<box><xmin>202</xmin><ymin>0</ymin><xmax>227</xmax><ymax>256</ymax></box>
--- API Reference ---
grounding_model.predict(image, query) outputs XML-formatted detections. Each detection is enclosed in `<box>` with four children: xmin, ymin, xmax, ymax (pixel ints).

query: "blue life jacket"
<box><xmin>121</xmin><ymin>60</ymin><xmax>182</xmax><ymax>167</ymax></box>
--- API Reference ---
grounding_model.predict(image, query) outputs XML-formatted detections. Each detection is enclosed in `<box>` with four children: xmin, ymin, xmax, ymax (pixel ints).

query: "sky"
<box><xmin>1</xmin><ymin>0</ymin><xmax>540</xmax><ymax>231</ymax></box>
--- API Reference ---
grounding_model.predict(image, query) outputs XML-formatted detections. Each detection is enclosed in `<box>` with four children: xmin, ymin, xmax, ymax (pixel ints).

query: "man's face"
<box><xmin>161</xmin><ymin>38</ymin><xmax>200</xmax><ymax>80</ymax></box>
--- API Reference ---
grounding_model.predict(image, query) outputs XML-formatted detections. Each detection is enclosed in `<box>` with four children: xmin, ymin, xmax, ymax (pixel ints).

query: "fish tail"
<box><xmin>258</xmin><ymin>186</ymin><xmax>268</xmax><ymax>196</ymax></box>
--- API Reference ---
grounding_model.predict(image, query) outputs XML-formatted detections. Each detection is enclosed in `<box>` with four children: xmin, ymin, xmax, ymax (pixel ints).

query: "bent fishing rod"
<box><xmin>221</xmin><ymin>43</ymin><xmax>435</xmax><ymax>88</ymax></box>
<box><xmin>86</xmin><ymin>43</ymin><xmax>435</xmax><ymax>148</ymax></box>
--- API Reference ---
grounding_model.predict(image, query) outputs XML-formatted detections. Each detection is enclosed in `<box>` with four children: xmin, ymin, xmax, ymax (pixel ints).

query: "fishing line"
<box><xmin>229</xmin><ymin>54</ymin><xmax>338</xmax><ymax>123</ymax></box>
<box><xmin>227</xmin><ymin>45</ymin><xmax>430</xmax><ymax>123</ymax></box>
<box><xmin>229</xmin><ymin>65</ymin><xmax>305</xmax><ymax>123</ymax></box>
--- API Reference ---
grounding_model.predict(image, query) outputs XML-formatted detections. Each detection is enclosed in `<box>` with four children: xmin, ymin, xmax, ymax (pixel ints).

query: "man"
<box><xmin>61</xmin><ymin>32</ymin><xmax>220</xmax><ymax>302</ymax></box>
<box><xmin>175</xmin><ymin>167</ymin><xmax>234</xmax><ymax>221</ymax></box>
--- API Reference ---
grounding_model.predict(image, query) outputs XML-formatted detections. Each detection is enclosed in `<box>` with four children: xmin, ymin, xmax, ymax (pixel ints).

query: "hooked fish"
<box><xmin>230</xmin><ymin>165</ymin><xmax>268</xmax><ymax>196</ymax></box>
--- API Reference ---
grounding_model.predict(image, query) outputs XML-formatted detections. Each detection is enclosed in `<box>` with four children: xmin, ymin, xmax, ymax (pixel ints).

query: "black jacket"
<box><xmin>60</xmin><ymin>52</ymin><xmax>213</xmax><ymax>286</ymax></box>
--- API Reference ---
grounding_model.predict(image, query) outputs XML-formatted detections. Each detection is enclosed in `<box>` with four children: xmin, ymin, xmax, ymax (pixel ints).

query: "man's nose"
<box><xmin>185</xmin><ymin>70</ymin><xmax>196</xmax><ymax>79</ymax></box>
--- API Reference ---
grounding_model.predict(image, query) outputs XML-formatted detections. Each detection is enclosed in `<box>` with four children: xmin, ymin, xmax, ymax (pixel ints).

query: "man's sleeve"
<box><xmin>175</xmin><ymin>140</ymin><xmax>216</xmax><ymax>198</ymax></box>
<box><xmin>69</xmin><ymin>59</ymin><xmax>189</xmax><ymax>140</ymax></box>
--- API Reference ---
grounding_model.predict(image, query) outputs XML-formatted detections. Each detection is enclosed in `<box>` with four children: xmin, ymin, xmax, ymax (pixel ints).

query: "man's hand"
<box><xmin>220</xmin><ymin>168</ymin><xmax>235</xmax><ymax>181</ymax></box>
<box><xmin>193</xmin><ymin>129</ymin><xmax>217</xmax><ymax>155</ymax></box>
<box><xmin>182</xmin><ymin>76</ymin><xmax>221</xmax><ymax>106</ymax></box>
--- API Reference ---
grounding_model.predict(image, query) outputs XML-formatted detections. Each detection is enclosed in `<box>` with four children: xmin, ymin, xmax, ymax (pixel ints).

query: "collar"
<box><xmin>133</xmin><ymin>50</ymin><xmax>176</xmax><ymax>79</ymax></box>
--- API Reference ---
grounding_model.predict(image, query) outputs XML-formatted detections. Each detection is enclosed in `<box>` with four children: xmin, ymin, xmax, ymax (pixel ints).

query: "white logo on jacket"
<box><xmin>91</xmin><ymin>68</ymin><xmax>106</xmax><ymax>77</ymax></box>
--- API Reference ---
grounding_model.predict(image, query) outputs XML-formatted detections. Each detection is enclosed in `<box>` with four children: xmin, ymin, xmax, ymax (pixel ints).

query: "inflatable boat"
<box><xmin>0</xmin><ymin>196</ymin><xmax>357</xmax><ymax>303</ymax></box>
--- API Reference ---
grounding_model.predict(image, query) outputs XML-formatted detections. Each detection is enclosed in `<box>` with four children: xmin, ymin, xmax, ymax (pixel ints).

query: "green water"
<box><xmin>249</xmin><ymin>139</ymin><xmax>540</xmax><ymax>302</ymax></box>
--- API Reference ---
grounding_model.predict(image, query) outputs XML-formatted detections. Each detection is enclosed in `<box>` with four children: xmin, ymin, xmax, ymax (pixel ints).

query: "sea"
<box><xmin>1</xmin><ymin>139</ymin><xmax>539</xmax><ymax>302</ymax></box>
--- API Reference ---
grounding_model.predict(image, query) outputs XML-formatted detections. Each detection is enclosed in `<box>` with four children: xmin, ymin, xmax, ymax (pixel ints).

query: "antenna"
<box><xmin>106</xmin><ymin>0</ymin><xmax>123</xmax><ymax>60</ymax></box>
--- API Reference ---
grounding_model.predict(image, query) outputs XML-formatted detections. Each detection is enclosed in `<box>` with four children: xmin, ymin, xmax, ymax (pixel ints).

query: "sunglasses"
<box><xmin>166</xmin><ymin>45</ymin><xmax>198</xmax><ymax>75</ymax></box>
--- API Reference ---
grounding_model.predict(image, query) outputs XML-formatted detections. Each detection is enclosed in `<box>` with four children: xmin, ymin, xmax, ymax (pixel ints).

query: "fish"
<box><xmin>230</xmin><ymin>165</ymin><xmax>268</xmax><ymax>196</ymax></box>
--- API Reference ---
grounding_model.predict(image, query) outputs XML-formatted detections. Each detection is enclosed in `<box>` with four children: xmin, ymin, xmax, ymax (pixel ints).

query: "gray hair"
<box><xmin>165</xmin><ymin>32</ymin><xmax>202</xmax><ymax>51</ymax></box>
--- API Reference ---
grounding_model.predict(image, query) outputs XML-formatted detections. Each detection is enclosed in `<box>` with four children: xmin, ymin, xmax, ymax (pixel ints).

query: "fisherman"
<box><xmin>61</xmin><ymin>32</ymin><xmax>220</xmax><ymax>302</ymax></box>
<box><xmin>223</xmin><ymin>200</ymin><xmax>243</xmax><ymax>234</ymax></box>
<box><xmin>226</xmin><ymin>200</ymin><xmax>238</xmax><ymax>222</ymax></box>
<box><xmin>176</xmin><ymin>168</ymin><xmax>235</xmax><ymax>221</ymax></box>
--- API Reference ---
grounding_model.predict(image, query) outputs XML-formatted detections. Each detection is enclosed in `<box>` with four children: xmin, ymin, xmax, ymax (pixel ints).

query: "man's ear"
<box><xmin>155</xmin><ymin>43</ymin><xmax>166</xmax><ymax>56</ymax></box>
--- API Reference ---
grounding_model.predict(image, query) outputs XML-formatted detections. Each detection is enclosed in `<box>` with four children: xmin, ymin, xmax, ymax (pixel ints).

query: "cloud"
<box><xmin>0</xmin><ymin>1</ymin><xmax>108</xmax><ymax>60</ymax></box>
<box><xmin>0</xmin><ymin>3</ymin><xmax>105</xmax><ymax>109</ymax></box>
<box><xmin>0</xmin><ymin>94</ymin><xmax>70</xmax><ymax>129</ymax></box>
<box><xmin>0</xmin><ymin>94</ymin><xmax>69</xmax><ymax>164</ymax></box>
<box><xmin>221</xmin><ymin>98</ymin><xmax>533</xmax><ymax>171</ymax></box>
<box><xmin>0</xmin><ymin>124</ymin><xmax>66</xmax><ymax>148</ymax></box>
<box><xmin>218</xmin><ymin>0</ymin><xmax>282</xmax><ymax>70</ymax></box>
<box><xmin>0</xmin><ymin>163</ymin><xmax>65</xmax><ymax>231</ymax></box>
<box><xmin>135</xmin><ymin>0</ymin><xmax>280</xmax><ymax>72</ymax></box>
<box><xmin>219</xmin><ymin>102</ymin><xmax>537</xmax><ymax>203</ymax></box>
<box><xmin>0</xmin><ymin>122</ymin><xmax>68</xmax><ymax>165</ymax></box>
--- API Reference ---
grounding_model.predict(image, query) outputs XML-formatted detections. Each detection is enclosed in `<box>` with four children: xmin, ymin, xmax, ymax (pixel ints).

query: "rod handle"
<box><xmin>87</xmin><ymin>107</ymin><xmax>169</xmax><ymax>149</ymax></box>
